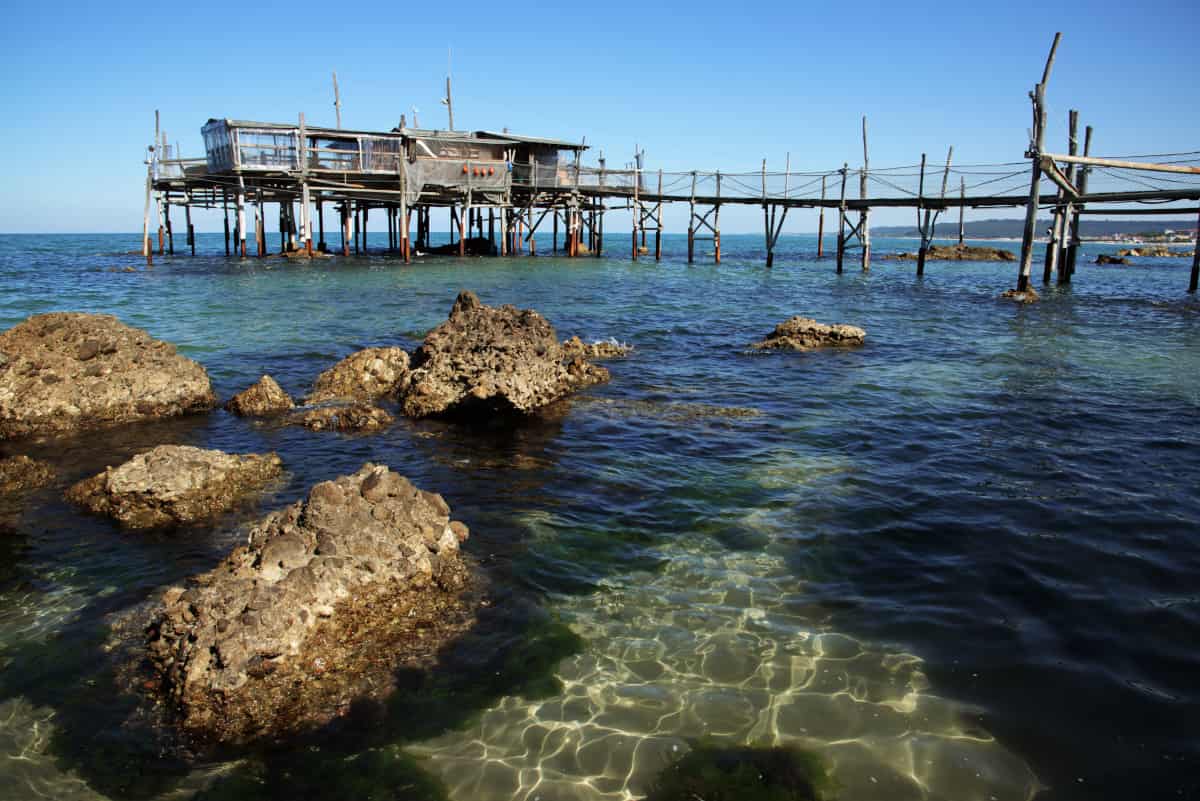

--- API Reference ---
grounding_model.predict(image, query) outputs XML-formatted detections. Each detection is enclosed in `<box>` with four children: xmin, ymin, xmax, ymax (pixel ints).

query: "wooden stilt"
<box><xmin>235</xmin><ymin>179</ymin><xmax>247</xmax><ymax>257</ymax></box>
<box><xmin>817</xmin><ymin>175</ymin><xmax>826</xmax><ymax>258</ymax></box>
<box><xmin>714</xmin><ymin>172</ymin><xmax>722</xmax><ymax>264</ymax></box>
<box><xmin>488</xmin><ymin>207</ymin><xmax>495</xmax><ymax>254</ymax></box>
<box><xmin>958</xmin><ymin>177</ymin><xmax>966</xmax><ymax>246</ymax></box>
<box><xmin>184</xmin><ymin>202</ymin><xmax>194</xmax><ymax>256</ymax></box>
<box><xmin>1063</xmin><ymin>123</ymin><xmax>1092</xmax><ymax>282</ymax></box>
<box><xmin>341</xmin><ymin>203</ymin><xmax>350</xmax><ymax>256</ymax></box>
<box><xmin>223</xmin><ymin>190</ymin><xmax>230</xmax><ymax>256</ymax></box>
<box><xmin>165</xmin><ymin>202</ymin><xmax>174</xmax><ymax>255</ymax></box>
<box><xmin>1191</xmin><ymin>205</ymin><xmax>1200</xmax><ymax>293</ymax></box>
<box><xmin>361</xmin><ymin>205</ymin><xmax>368</xmax><ymax>254</ymax></box>
<box><xmin>552</xmin><ymin>208</ymin><xmax>559</xmax><ymax>252</ymax></box>
<box><xmin>317</xmin><ymin>198</ymin><xmax>325</xmax><ymax>252</ymax></box>
<box><xmin>859</xmin><ymin>116</ymin><xmax>870</xmax><ymax>272</ymax></box>
<box><xmin>458</xmin><ymin>205</ymin><xmax>466</xmax><ymax>257</ymax></box>
<box><xmin>301</xmin><ymin>183</ymin><xmax>313</xmax><ymax>256</ymax></box>
<box><xmin>1017</xmin><ymin>33</ymin><xmax>1062</xmax><ymax>293</ymax></box>
<box><xmin>917</xmin><ymin>153</ymin><xmax>929</xmax><ymax>277</ymax></box>
<box><xmin>354</xmin><ymin>204</ymin><xmax>360</xmax><ymax>254</ymax></box>
<box><xmin>836</xmin><ymin>164</ymin><xmax>848</xmax><ymax>274</ymax></box>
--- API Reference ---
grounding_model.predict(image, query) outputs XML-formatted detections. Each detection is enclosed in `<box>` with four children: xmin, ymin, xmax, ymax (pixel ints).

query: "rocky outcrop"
<box><xmin>752</xmin><ymin>317</ymin><xmax>867</xmax><ymax>352</ymax></box>
<box><xmin>1000</xmin><ymin>286</ymin><xmax>1039</xmax><ymax>304</ymax></box>
<box><xmin>0</xmin><ymin>455</ymin><xmax>55</xmax><ymax>495</ymax></box>
<box><xmin>397</xmin><ymin>291</ymin><xmax>609</xmax><ymax>418</ymax></box>
<box><xmin>306</xmin><ymin>347</ymin><xmax>410</xmax><ymax>404</ymax></box>
<box><xmin>560</xmin><ymin>336</ymin><xmax>632</xmax><ymax>360</ymax></box>
<box><xmin>1118</xmin><ymin>245</ymin><xmax>1195</xmax><ymax>258</ymax></box>
<box><xmin>66</xmin><ymin>445</ymin><xmax>283</xmax><ymax>529</ymax></box>
<box><xmin>288</xmin><ymin>403</ymin><xmax>394</xmax><ymax>433</ymax></box>
<box><xmin>888</xmin><ymin>244</ymin><xmax>1016</xmax><ymax>262</ymax></box>
<box><xmin>1096</xmin><ymin>254</ymin><xmax>1131</xmax><ymax>265</ymax></box>
<box><xmin>225</xmin><ymin>375</ymin><xmax>294</xmax><ymax>417</ymax></box>
<box><xmin>0</xmin><ymin>313</ymin><xmax>216</xmax><ymax>439</ymax></box>
<box><xmin>146</xmin><ymin>463</ymin><xmax>472</xmax><ymax>743</ymax></box>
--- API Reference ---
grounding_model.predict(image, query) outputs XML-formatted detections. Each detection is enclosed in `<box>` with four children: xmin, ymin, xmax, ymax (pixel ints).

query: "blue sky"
<box><xmin>1</xmin><ymin>0</ymin><xmax>1197</xmax><ymax>233</ymax></box>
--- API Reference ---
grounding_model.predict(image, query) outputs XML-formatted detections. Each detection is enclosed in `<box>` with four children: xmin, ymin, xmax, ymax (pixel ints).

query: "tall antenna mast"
<box><xmin>332</xmin><ymin>71</ymin><xmax>342</xmax><ymax>129</ymax></box>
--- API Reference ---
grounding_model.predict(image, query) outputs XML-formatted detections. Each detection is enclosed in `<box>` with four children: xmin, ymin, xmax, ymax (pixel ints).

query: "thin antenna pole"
<box><xmin>332</xmin><ymin>71</ymin><xmax>342</xmax><ymax>129</ymax></box>
<box><xmin>445</xmin><ymin>48</ymin><xmax>454</xmax><ymax>131</ymax></box>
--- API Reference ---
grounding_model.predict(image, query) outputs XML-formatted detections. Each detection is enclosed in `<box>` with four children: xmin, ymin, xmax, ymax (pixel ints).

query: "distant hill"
<box><xmin>874</xmin><ymin>218</ymin><xmax>1198</xmax><ymax>239</ymax></box>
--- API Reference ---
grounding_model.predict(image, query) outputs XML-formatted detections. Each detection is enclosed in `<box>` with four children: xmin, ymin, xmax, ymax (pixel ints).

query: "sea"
<box><xmin>0</xmin><ymin>232</ymin><xmax>1197</xmax><ymax>801</ymax></box>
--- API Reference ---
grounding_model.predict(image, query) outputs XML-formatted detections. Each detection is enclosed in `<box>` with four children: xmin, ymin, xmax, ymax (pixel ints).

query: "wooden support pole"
<box><xmin>958</xmin><ymin>177</ymin><xmax>966</xmax><ymax>246</ymax></box>
<box><xmin>655</xmin><ymin>169</ymin><xmax>663</xmax><ymax>261</ymax></box>
<box><xmin>552</xmin><ymin>209</ymin><xmax>558</xmax><ymax>253</ymax></box>
<box><xmin>1190</xmin><ymin>205</ymin><xmax>1200</xmax><ymax>293</ymax></box>
<box><xmin>458</xmin><ymin>205</ymin><xmax>466</xmax><ymax>257</ymax></box>
<box><xmin>353</xmin><ymin>204</ymin><xmax>360</xmax><ymax>254</ymax></box>
<box><xmin>302</xmin><ymin>183</ymin><xmax>313</xmax><ymax>256</ymax></box>
<box><xmin>1053</xmin><ymin>110</ymin><xmax>1080</xmax><ymax>281</ymax></box>
<box><xmin>165</xmin><ymin>202</ymin><xmax>174</xmax><ymax>255</ymax></box>
<box><xmin>714</xmin><ymin>172</ymin><xmax>722</xmax><ymax>264</ymax></box>
<box><xmin>236</xmin><ymin>179</ymin><xmax>247</xmax><ymax>257</ymax></box>
<box><xmin>185</xmin><ymin>202</ymin><xmax>194</xmax><ymax>256</ymax></box>
<box><xmin>596</xmin><ymin>205</ymin><xmax>604</xmax><ymax>258</ymax></box>
<box><xmin>859</xmin><ymin>116</ymin><xmax>870</xmax><ymax>272</ymax></box>
<box><xmin>632</xmin><ymin>157</ymin><xmax>640</xmax><ymax>262</ymax></box>
<box><xmin>836</xmin><ymin>164</ymin><xmax>848</xmax><ymax>274</ymax></box>
<box><xmin>317</xmin><ymin>198</ymin><xmax>325</xmax><ymax>252</ymax></box>
<box><xmin>341</xmin><ymin>203</ymin><xmax>349</xmax><ymax>257</ymax></box>
<box><xmin>254</xmin><ymin>193</ymin><xmax>263</xmax><ymax>257</ymax></box>
<box><xmin>817</xmin><ymin>175</ymin><xmax>826</xmax><ymax>258</ymax></box>
<box><xmin>688</xmin><ymin>172</ymin><xmax>696</xmax><ymax>264</ymax></box>
<box><xmin>142</xmin><ymin>158</ymin><xmax>153</xmax><ymax>262</ymax></box>
<box><xmin>489</xmin><ymin>207</ymin><xmax>495</xmax><ymax>254</ymax></box>
<box><xmin>1017</xmin><ymin>32</ymin><xmax>1062</xmax><ymax>292</ymax></box>
<box><xmin>917</xmin><ymin>153</ymin><xmax>928</xmax><ymax>277</ymax></box>
<box><xmin>1063</xmin><ymin>124</ymin><xmax>1092</xmax><ymax>282</ymax></box>
<box><xmin>223</xmin><ymin>191</ymin><xmax>230</xmax><ymax>256</ymax></box>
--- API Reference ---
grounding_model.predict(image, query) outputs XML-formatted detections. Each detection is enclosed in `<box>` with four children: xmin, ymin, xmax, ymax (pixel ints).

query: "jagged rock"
<box><xmin>560</xmin><ymin>336</ymin><xmax>633</xmax><ymax>360</ymax></box>
<box><xmin>306</xmin><ymin>347</ymin><xmax>410</xmax><ymax>404</ymax></box>
<box><xmin>398</xmin><ymin>291</ymin><xmax>609</xmax><ymax>418</ymax></box>
<box><xmin>0</xmin><ymin>455</ymin><xmax>55</xmax><ymax>495</ymax></box>
<box><xmin>0</xmin><ymin>313</ymin><xmax>216</xmax><ymax>439</ymax></box>
<box><xmin>1118</xmin><ymin>245</ymin><xmax>1194</xmax><ymax>258</ymax></box>
<box><xmin>1000</xmin><ymin>286</ymin><xmax>1040</xmax><ymax>304</ymax></box>
<box><xmin>1096</xmin><ymin>254</ymin><xmax>1131</xmax><ymax>265</ymax></box>
<box><xmin>289</xmin><ymin>403</ymin><xmax>394</xmax><ymax>433</ymax></box>
<box><xmin>225</xmin><ymin>375</ymin><xmax>294</xmax><ymax>417</ymax></box>
<box><xmin>752</xmin><ymin>317</ymin><xmax>867</xmax><ymax>352</ymax></box>
<box><xmin>146</xmin><ymin>463</ymin><xmax>472</xmax><ymax>743</ymax></box>
<box><xmin>66</xmin><ymin>445</ymin><xmax>283</xmax><ymax>529</ymax></box>
<box><xmin>887</xmin><ymin>244</ymin><xmax>1016</xmax><ymax>262</ymax></box>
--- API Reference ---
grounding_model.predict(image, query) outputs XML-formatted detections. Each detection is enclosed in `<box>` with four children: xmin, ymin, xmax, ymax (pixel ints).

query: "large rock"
<box><xmin>288</xmin><ymin>403</ymin><xmax>394</xmax><ymax>433</ymax></box>
<box><xmin>887</xmin><ymin>244</ymin><xmax>1016</xmax><ymax>262</ymax></box>
<box><xmin>398</xmin><ymin>291</ymin><xmax>609</xmax><ymax>418</ymax></box>
<box><xmin>225</xmin><ymin>375</ymin><xmax>294</xmax><ymax>416</ymax></box>
<box><xmin>1000</xmin><ymin>286</ymin><xmax>1039</xmax><ymax>304</ymax></box>
<box><xmin>305</xmin><ymin>347</ymin><xmax>410</xmax><ymax>404</ymax></box>
<box><xmin>1096</xmin><ymin>254</ymin><xmax>1131</xmax><ymax>265</ymax></box>
<box><xmin>66</xmin><ymin>445</ymin><xmax>283</xmax><ymax>529</ymax></box>
<box><xmin>0</xmin><ymin>313</ymin><xmax>216</xmax><ymax>439</ymax></box>
<box><xmin>752</xmin><ymin>317</ymin><xmax>866</xmax><ymax>351</ymax></box>
<box><xmin>146</xmin><ymin>463</ymin><xmax>472</xmax><ymax>743</ymax></box>
<box><xmin>0</xmin><ymin>455</ymin><xmax>55</xmax><ymax>495</ymax></box>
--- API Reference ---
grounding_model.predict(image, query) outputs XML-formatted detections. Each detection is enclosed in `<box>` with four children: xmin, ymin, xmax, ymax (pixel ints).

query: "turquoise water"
<box><xmin>0</xmin><ymin>232</ymin><xmax>1198</xmax><ymax>800</ymax></box>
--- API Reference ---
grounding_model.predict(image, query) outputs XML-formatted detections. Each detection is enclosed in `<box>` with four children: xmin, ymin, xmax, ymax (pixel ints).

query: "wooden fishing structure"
<box><xmin>146</xmin><ymin>35</ymin><xmax>1200</xmax><ymax>292</ymax></box>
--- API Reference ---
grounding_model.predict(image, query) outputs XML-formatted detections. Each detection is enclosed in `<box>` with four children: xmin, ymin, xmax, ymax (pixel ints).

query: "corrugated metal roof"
<box><xmin>203</xmin><ymin>119</ymin><xmax>585</xmax><ymax>149</ymax></box>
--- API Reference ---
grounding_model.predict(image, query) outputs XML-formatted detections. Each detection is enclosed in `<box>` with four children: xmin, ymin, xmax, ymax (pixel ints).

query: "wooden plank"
<box><xmin>1043</xmin><ymin>153</ymin><xmax>1200</xmax><ymax>175</ymax></box>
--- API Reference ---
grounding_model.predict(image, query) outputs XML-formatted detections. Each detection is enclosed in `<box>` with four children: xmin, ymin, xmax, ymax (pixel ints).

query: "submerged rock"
<box><xmin>1000</xmin><ymin>285</ymin><xmax>1040</xmax><ymax>304</ymax></box>
<box><xmin>66</xmin><ymin>445</ymin><xmax>283</xmax><ymax>529</ymax></box>
<box><xmin>305</xmin><ymin>347</ymin><xmax>410</xmax><ymax>404</ymax></box>
<box><xmin>146</xmin><ymin>463</ymin><xmax>472</xmax><ymax>744</ymax></box>
<box><xmin>1096</xmin><ymin>254</ymin><xmax>1131</xmax><ymax>265</ymax></box>
<box><xmin>225</xmin><ymin>375</ymin><xmax>294</xmax><ymax>416</ymax></box>
<box><xmin>560</xmin><ymin>335</ymin><xmax>633</xmax><ymax>360</ymax></box>
<box><xmin>398</xmin><ymin>291</ymin><xmax>609</xmax><ymax>418</ymax></box>
<box><xmin>752</xmin><ymin>316</ymin><xmax>866</xmax><ymax>351</ymax></box>
<box><xmin>288</xmin><ymin>403</ymin><xmax>394</xmax><ymax>433</ymax></box>
<box><xmin>645</xmin><ymin>744</ymin><xmax>832</xmax><ymax>801</ymax></box>
<box><xmin>1118</xmin><ymin>245</ymin><xmax>1195</xmax><ymax>258</ymax></box>
<box><xmin>888</xmin><ymin>244</ymin><xmax>1016</xmax><ymax>262</ymax></box>
<box><xmin>0</xmin><ymin>313</ymin><xmax>217</xmax><ymax>439</ymax></box>
<box><xmin>0</xmin><ymin>454</ymin><xmax>55</xmax><ymax>495</ymax></box>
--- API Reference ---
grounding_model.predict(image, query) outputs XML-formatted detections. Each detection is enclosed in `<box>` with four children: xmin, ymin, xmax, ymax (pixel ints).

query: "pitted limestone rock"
<box><xmin>751</xmin><ymin>317</ymin><xmax>867</xmax><ymax>351</ymax></box>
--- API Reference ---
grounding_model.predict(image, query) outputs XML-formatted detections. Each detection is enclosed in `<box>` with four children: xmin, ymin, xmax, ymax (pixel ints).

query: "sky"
<box><xmin>1</xmin><ymin>0</ymin><xmax>1197</xmax><ymax>233</ymax></box>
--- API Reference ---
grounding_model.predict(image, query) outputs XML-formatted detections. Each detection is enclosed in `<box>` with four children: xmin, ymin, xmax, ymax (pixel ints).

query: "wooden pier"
<box><xmin>146</xmin><ymin>34</ymin><xmax>1200</xmax><ymax>293</ymax></box>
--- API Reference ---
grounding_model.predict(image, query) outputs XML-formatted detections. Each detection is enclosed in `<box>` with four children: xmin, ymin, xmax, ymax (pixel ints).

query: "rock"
<box><xmin>560</xmin><ymin>336</ymin><xmax>633</xmax><ymax>360</ymax></box>
<box><xmin>0</xmin><ymin>313</ymin><xmax>216</xmax><ymax>439</ymax></box>
<box><xmin>1118</xmin><ymin>245</ymin><xmax>1194</xmax><ymax>258</ymax></box>
<box><xmin>1096</xmin><ymin>254</ymin><xmax>1131</xmax><ymax>265</ymax></box>
<box><xmin>146</xmin><ymin>463</ymin><xmax>472</xmax><ymax>743</ymax></box>
<box><xmin>1000</xmin><ymin>286</ymin><xmax>1039</xmax><ymax>304</ymax></box>
<box><xmin>66</xmin><ymin>445</ymin><xmax>283</xmax><ymax>529</ymax></box>
<box><xmin>225</xmin><ymin>375</ymin><xmax>294</xmax><ymax>417</ymax></box>
<box><xmin>887</xmin><ymin>244</ymin><xmax>1016</xmax><ymax>262</ymax></box>
<box><xmin>751</xmin><ymin>317</ymin><xmax>866</xmax><ymax>351</ymax></box>
<box><xmin>0</xmin><ymin>455</ymin><xmax>55</xmax><ymax>495</ymax></box>
<box><xmin>306</xmin><ymin>347</ymin><xmax>410</xmax><ymax>404</ymax></box>
<box><xmin>397</xmin><ymin>291</ymin><xmax>609</xmax><ymax>418</ymax></box>
<box><xmin>288</xmin><ymin>403</ymin><xmax>394</xmax><ymax>433</ymax></box>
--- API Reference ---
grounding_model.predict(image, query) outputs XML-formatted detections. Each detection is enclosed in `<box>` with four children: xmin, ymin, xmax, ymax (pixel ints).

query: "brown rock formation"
<box><xmin>306</xmin><ymin>347</ymin><xmax>411</xmax><ymax>404</ymax></box>
<box><xmin>888</xmin><ymin>244</ymin><xmax>1016</xmax><ymax>262</ymax></box>
<box><xmin>0</xmin><ymin>313</ymin><xmax>216</xmax><ymax>439</ymax></box>
<box><xmin>288</xmin><ymin>403</ymin><xmax>394</xmax><ymax>433</ymax></box>
<box><xmin>752</xmin><ymin>317</ymin><xmax>867</xmax><ymax>352</ymax></box>
<box><xmin>0</xmin><ymin>455</ymin><xmax>55</xmax><ymax>495</ymax></box>
<box><xmin>1000</xmin><ymin>286</ymin><xmax>1040</xmax><ymax>304</ymax></box>
<box><xmin>146</xmin><ymin>463</ymin><xmax>472</xmax><ymax>743</ymax></box>
<box><xmin>397</xmin><ymin>291</ymin><xmax>609</xmax><ymax>418</ymax></box>
<box><xmin>1095</xmin><ymin>254</ymin><xmax>1131</xmax><ymax>265</ymax></box>
<box><xmin>66</xmin><ymin>445</ymin><xmax>283</xmax><ymax>529</ymax></box>
<box><xmin>225</xmin><ymin>375</ymin><xmax>295</xmax><ymax>417</ymax></box>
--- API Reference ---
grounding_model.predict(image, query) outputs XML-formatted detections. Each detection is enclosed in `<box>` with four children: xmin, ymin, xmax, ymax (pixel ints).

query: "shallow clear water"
<box><xmin>0</xmin><ymin>232</ymin><xmax>1197</xmax><ymax>801</ymax></box>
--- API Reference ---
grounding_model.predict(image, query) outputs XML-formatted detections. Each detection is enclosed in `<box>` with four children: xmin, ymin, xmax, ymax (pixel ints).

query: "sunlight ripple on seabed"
<box><xmin>411</xmin><ymin>453</ymin><xmax>1041</xmax><ymax>801</ymax></box>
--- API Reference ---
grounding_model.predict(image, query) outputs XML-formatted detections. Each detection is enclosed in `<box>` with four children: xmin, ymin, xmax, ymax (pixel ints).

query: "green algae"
<box><xmin>645</xmin><ymin>743</ymin><xmax>834</xmax><ymax>801</ymax></box>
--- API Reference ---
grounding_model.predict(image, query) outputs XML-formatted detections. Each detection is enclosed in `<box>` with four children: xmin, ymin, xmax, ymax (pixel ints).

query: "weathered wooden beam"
<box><xmin>1038</xmin><ymin>156</ymin><xmax>1080</xmax><ymax>199</ymax></box>
<box><xmin>1042</xmin><ymin>153</ymin><xmax>1200</xmax><ymax>175</ymax></box>
<box><xmin>1016</xmin><ymin>32</ymin><xmax>1062</xmax><ymax>292</ymax></box>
